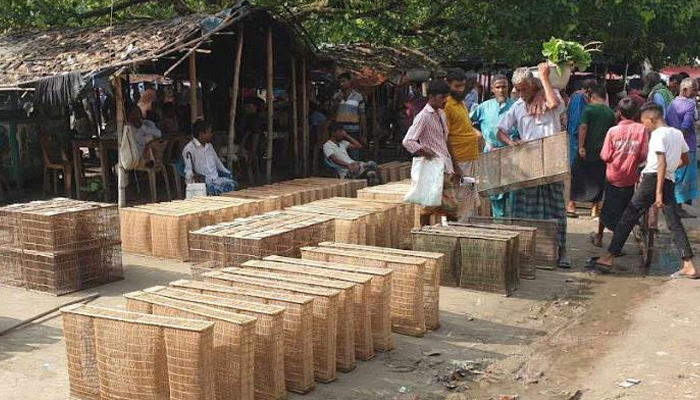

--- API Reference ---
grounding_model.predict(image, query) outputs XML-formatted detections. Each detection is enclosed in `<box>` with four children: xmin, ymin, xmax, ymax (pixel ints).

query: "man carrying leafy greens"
<box><xmin>497</xmin><ymin>63</ymin><xmax>570</xmax><ymax>268</ymax></box>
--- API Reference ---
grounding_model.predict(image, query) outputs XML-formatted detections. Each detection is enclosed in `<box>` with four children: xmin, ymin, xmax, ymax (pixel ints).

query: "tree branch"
<box><xmin>294</xmin><ymin>0</ymin><xmax>403</xmax><ymax>20</ymax></box>
<box><xmin>78</xmin><ymin>0</ymin><xmax>192</xmax><ymax>19</ymax></box>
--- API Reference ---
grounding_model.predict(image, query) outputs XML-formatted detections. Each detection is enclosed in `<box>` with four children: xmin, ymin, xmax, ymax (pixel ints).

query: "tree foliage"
<box><xmin>1</xmin><ymin>0</ymin><xmax>699</xmax><ymax>68</ymax></box>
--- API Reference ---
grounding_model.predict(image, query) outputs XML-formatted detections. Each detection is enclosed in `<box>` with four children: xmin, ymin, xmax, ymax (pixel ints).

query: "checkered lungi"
<box><xmin>510</xmin><ymin>182</ymin><xmax>567</xmax><ymax>248</ymax></box>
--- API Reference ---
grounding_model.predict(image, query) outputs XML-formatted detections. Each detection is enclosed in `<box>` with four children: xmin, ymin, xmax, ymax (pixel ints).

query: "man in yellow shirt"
<box><xmin>445</xmin><ymin>68</ymin><xmax>482</xmax><ymax>220</ymax></box>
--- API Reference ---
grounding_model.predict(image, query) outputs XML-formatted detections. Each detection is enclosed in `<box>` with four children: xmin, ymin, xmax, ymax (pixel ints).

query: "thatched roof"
<box><xmin>0</xmin><ymin>1</ymin><xmax>310</xmax><ymax>89</ymax></box>
<box><xmin>319</xmin><ymin>43</ymin><xmax>442</xmax><ymax>81</ymax></box>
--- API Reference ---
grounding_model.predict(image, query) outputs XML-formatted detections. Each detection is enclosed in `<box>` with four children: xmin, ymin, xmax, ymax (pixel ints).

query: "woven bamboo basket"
<box><xmin>284</xmin><ymin>206</ymin><xmax>370</xmax><ymax>245</ymax></box>
<box><xmin>124</xmin><ymin>291</ymin><xmax>256</xmax><ymax>400</ymax></box>
<box><xmin>411</xmin><ymin>229</ymin><xmax>462</xmax><ymax>287</ymax></box>
<box><xmin>205</xmin><ymin>271</ymin><xmax>340</xmax><ymax>383</ymax></box>
<box><xmin>61</xmin><ymin>304</ymin><xmax>215</xmax><ymax>400</ymax></box>
<box><xmin>119</xmin><ymin>207</ymin><xmax>152</xmax><ymax>255</ymax></box>
<box><xmin>317</xmin><ymin>242</ymin><xmax>442</xmax><ymax>330</ymax></box>
<box><xmin>243</xmin><ymin>258</ymin><xmax>374</xmax><ymax>360</ymax></box>
<box><xmin>170</xmin><ymin>279</ymin><xmax>315</xmax><ymax>393</ymax></box>
<box><xmin>149</xmin><ymin>284</ymin><xmax>291</xmax><ymax>399</ymax></box>
<box><xmin>228</xmin><ymin>264</ymin><xmax>361</xmax><ymax>370</ymax></box>
<box><xmin>466</xmin><ymin>216</ymin><xmax>558</xmax><ymax>269</ymax></box>
<box><xmin>312</xmin><ymin>198</ymin><xmax>398</xmax><ymax>248</ymax></box>
<box><xmin>475</xmin><ymin>131</ymin><xmax>570</xmax><ymax>196</ymax></box>
<box><xmin>0</xmin><ymin>199</ymin><xmax>122</xmax><ymax>295</ymax></box>
<box><xmin>398</xmin><ymin>162</ymin><xmax>412</xmax><ymax>181</ymax></box>
<box><xmin>299</xmin><ymin>246</ymin><xmax>425</xmax><ymax>337</ymax></box>
<box><xmin>449</xmin><ymin>222</ymin><xmax>537</xmax><ymax>280</ymax></box>
<box><xmin>377</xmin><ymin>161</ymin><xmax>400</xmax><ymax>183</ymax></box>
<box><xmin>267</xmin><ymin>254</ymin><xmax>393</xmax><ymax>352</ymax></box>
<box><xmin>419</xmin><ymin>226</ymin><xmax>520</xmax><ymax>295</ymax></box>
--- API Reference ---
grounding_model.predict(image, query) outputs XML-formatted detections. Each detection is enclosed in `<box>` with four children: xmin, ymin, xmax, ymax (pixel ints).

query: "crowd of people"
<box><xmin>401</xmin><ymin>63</ymin><xmax>699</xmax><ymax>279</ymax></box>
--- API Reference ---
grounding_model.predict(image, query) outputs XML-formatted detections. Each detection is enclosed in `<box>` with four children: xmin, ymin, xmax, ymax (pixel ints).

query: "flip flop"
<box><xmin>589</xmin><ymin>233</ymin><xmax>603</xmax><ymax>248</ymax></box>
<box><xmin>669</xmin><ymin>271</ymin><xmax>700</xmax><ymax>280</ymax></box>
<box><xmin>585</xmin><ymin>257</ymin><xmax>614</xmax><ymax>274</ymax></box>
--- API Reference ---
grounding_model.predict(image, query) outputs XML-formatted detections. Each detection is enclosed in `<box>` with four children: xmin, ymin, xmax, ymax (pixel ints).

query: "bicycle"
<box><xmin>632</xmin><ymin>196</ymin><xmax>658</xmax><ymax>270</ymax></box>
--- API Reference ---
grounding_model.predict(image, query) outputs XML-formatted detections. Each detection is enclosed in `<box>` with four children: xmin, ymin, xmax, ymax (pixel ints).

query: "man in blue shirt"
<box><xmin>470</xmin><ymin>74</ymin><xmax>516</xmax><ymax>217</ymax></box>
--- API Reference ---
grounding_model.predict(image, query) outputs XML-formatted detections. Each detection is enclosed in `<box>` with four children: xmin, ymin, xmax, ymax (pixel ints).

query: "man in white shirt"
<box><xmin>589</xmin><ymin>102</ymin><xmax>697</xmax><ymax>279</ymax></box>
<box><xmin>182</xmin><ymin>119</ymin><xmax>237</xmax><ymax>195</ymax></box>
<box><xmin>496</xmin><ymin>63</ymin><xmax>570</xmax><ymax>268</ymax></box>
<box><xmin>126</xmin><ymin>106</ymin><xmax>162</xmax><ymax>168</ymax></box>
<box><xmin>323</xmin><ymin>122</ymin><xmax>377</xmax><ymax>184</ymax></box>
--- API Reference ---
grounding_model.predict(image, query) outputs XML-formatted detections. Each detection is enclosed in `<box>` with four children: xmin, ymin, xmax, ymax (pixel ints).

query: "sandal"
<box><xmin>669</xmin><ymin>271</ymin><xmax>700</xmax><ymax>280</ymax></box>
<box><xmin>589</xmin><ymin>233</ymin><xmax>603</xmax><ymax>248</ymax></box>
<box><xmin>585</xmin><ymin>257</ymin><xmax>614</xmax><ymax>274</ymax></box>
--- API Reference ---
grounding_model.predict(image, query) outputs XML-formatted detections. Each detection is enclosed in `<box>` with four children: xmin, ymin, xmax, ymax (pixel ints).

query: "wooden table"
<box><xmin>72</xmin><ymin>138</ymin><xmax>118</xmax><ymax>202</ymax></box>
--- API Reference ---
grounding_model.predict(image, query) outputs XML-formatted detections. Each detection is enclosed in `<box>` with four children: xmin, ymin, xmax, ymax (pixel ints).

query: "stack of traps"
<box><xmin>61</xmin><ymin>243</ymin><xmax>445</xmax><ymax>400</ymax></box>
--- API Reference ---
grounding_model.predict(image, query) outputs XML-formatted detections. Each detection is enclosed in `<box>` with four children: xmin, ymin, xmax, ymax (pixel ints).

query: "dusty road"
<box><xmin>1</xmin><ymin>212</ymin><xmax>699</xmax><ymax>400</ymax></box>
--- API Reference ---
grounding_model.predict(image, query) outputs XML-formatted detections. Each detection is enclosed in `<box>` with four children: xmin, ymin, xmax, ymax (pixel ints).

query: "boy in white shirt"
<box><xmin>588</xmin><ymin>103</ymin><xmax>697</xmax><ymax>278</ymax></box>
<box><xmin>323</xmin><ymin>122</ymin><xmax>378</xmax><ymax>184</ymax></box>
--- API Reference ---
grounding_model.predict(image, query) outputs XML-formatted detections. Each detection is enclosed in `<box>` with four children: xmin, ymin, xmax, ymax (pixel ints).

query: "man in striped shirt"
<box><xmin>403</xmin><ymin>80</ymin><xmax>458</xmax><ymax>220</ymax></box>
<box><xmin>334</xmin><ymin>72</ymin><xmax>367</xmax><ymax>159</ymax></box>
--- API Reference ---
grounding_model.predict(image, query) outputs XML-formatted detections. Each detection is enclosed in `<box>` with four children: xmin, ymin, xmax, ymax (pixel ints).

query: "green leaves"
<box><xmin>541</xmin><ymin>37</ymin><xmax>601</xmax><ymax>73</ymax></box>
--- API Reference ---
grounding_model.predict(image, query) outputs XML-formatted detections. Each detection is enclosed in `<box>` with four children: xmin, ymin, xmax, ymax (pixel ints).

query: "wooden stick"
<box><xmin>162</xmin><ymin>43</ymin><xmax>204</xmax><ymax>77</ymax></box>
<box><xmin>189</xmin><ymin>52</ymin><xmax>199</xmax><ymax>123</ymax></box>
<box><xmin>302</xmin><ymin>56</ymin><xmax>309</xmax><ymax>176</ymax></box>
<box><xmin>0</xmin><ymin>294</ymin><xmax>100</xmax><ymax>337</ymax></box>
<box><xmin>227</xmin><ymin>25</ymin><xmax>245</xmax><ymax>172</ymax></box>
<box><xmin>265</xmin><ymin>27</ymin><xmax>274</xmax><ymax>184</ymax></box>
<box><xmin>291</xmin><ymin>57</ymin><xmax>299</xmax><ymax>176</ymax></box>
<box><xmin>113</xmin><ymin>76</ymin><xmax>126</xmax><ymax>208</ymax></box>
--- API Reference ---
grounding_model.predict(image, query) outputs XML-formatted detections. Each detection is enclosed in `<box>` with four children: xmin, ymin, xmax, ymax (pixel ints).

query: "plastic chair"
<box><xmin>133</xmin><ymin>139</ymin><xmax>171</xmax><ymax>202</ymax></box>
<box><xmin>166</xmin><ymin>136</ymin><xmax>192</xmax><ymax>199</ymax></box>
<box><xmin>323</xmin><ymin>156</ymin><xmax>345</xmax><ymax>179</ymax></box>
<box><xmin>40</xmin><ymin>135</ymin><xmax>73</xmax><ymax>197</ymax></box>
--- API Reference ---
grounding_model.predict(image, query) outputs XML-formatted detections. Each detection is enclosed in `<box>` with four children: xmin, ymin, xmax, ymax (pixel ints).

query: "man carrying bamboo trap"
<box><xmin>496</xmin><ymin>63</ymin><xmax>571</xmax><ymax>268</ymax></box>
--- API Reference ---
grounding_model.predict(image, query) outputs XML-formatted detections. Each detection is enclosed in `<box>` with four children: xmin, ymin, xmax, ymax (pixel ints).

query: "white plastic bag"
<box><xmin>186</xmin><ymin>183</ymin><xmax>207</xmax><ymax>199</ymax></box>
<box><xmin>119</xmin><ymin>125</ymin><xmax>140</xmax><ymax>170</ymax></box>
<box><xmin>404</xmin><ymin>157</ymin><xmax>444</xmax><ymax>207</ymax></box>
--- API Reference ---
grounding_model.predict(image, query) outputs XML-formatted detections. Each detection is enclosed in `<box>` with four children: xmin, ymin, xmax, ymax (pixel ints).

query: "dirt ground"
<box><xmin>1</xmin><ymin>208</ymin><xmax>700</xmax><ymax>400</ymax></box>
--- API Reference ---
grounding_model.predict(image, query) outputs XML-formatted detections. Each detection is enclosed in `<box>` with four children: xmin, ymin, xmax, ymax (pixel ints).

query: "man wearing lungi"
<box><xmin>496</xmin><ymin>63</ymin><xmax>570</xmax><ymax>268</ymax></box>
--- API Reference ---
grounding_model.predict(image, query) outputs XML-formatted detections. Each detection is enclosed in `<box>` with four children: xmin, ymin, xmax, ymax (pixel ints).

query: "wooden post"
<box><xmin>189</xmin><ymin>52</ymin><xmax>199</xmax><ymax>123</ymax></box>
<box><xmin>291</xmin><ymin>57</ymin><xmax>299</xmax><ymax>176</ymax></box>
<box><xmin>373</xmin><ymin>87</ymin><xmax>379</xmax><ymax>158</ymax></box>
<box><xmin>113</xmin><ymin>76</ymin><xmax>126</xmax><ymax>207</ymax></box>
<box><xmin>265</xmin><ymin>27</ymin><xmax>274</xmax><ymax>184</ymax></box>
<box><xmin>227</xmin><ymin>25</ymin><xmax>245</xmax><ymax>172</ymax></box>
<box><xmin>301</xmin><ymin>56</ymin><xmax>309</xmax><ymax>176</ymax></box>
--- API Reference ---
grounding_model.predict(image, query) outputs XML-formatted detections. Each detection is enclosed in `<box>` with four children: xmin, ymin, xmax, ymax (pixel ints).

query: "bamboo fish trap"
<box><xmin>163</xmin><ymin>281</ymin><xmax>311</xmax><ymax>396</ymax></box>
<box><xmin>61</xmin><ymin>304</ymin><xmax>215</xmax><ymax>400</ymax></box>
<box><xmin>265</xmin><ymin>255</ymin><xmax>394</xmax><ymax>352</ymax></box>
<box><xmin>300</xmin><ymin>246</ymin><xmax>426</xmax><ymax>337</ymax></box>
<box><xmin>204</xmin><ymin>271</ymin><xmax>340</xmax><ymax>383</ymax></box>
<box><xmin>241</xmin><ymin>258</ymin><xmax>374</xmax><ymax>360</ymax></box>
<box><xmin>124</xmin><ymin>290</ymin><xmax>256</xmax><ymax>400</ymax></box>
<box><xmin>316</xmin><ymin>241</ymin><xmax>442</xmax><ymax>330</ymax></box>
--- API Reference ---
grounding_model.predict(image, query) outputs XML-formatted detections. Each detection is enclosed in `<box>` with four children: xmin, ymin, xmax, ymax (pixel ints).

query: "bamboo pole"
<box><xmin>113</xmin><ymin>76</ymin><xmax>126</xmax><ymax>207</ymax></box>
<box><xmin>227</xmin><ymin>25</ymin><xmax>245</xmax><ymax>172</ymax></box>
<box><xmin>189</xmin><ymin>52</ymin><xmax>199</xmax><ymax>123</ymax></box>
<box><xmin>372</xmin><ymin>87</ymin><xmax>379</xmax><ymax>158</ymax></box>
<box><xmin>302</xmin><ymin>56</ymin><xmax>309</xmax><ymax>176</ymax></box>
<box><xmin>265</xmin><ymin>27</ymin><xmax>274</xmax><ymax>184</ymax></box>
<box><xmin>291</xmin><ymin>57</ymin><xmax>299</xmax><ymax>176</ymax></box>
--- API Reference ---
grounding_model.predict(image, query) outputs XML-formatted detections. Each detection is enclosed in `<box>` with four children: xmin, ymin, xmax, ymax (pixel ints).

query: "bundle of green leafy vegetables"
<box><xmin>541</xmin><ymin>37</ymin><xmax>602</xmax><ymax>74</ymax></box>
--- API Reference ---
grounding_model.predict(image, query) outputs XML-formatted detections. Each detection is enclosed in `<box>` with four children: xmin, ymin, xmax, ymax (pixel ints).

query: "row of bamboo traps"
<box><xmin>61</xmin><ymin>243</ymin><xmax>444</xmax><ymax>400</ymax></box>
<box><xmin>120</xmin><ymin>178</ymin><xmax>367</xmax><ymax>261</ymax></box>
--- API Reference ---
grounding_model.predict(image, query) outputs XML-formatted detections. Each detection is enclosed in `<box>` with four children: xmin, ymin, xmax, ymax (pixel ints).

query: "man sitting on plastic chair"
<box><xmin>182</xmin><ymin>119</ymin><xmax>238</xmax><ymax>195</ymax></box>
<box><xmin>323</xmin><ymin>122</ymin><xmax>378</xmax><ymax>185</ymax></box>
